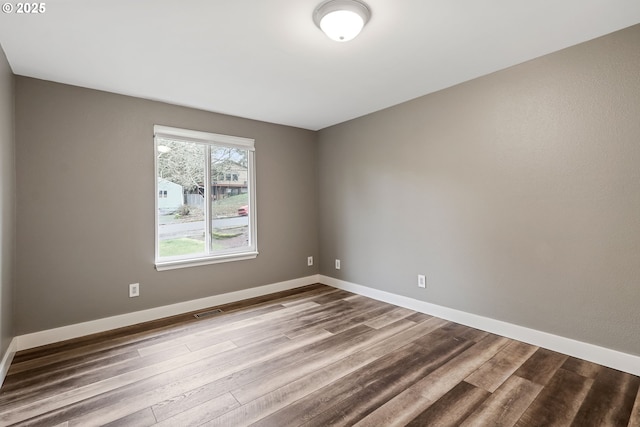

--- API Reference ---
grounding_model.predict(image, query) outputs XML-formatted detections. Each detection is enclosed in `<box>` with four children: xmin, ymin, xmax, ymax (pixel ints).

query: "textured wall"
<box><xmin>15</xmin><ymin>78</ymin><xmax>319</xmax><ymax>334</ymax></box>
<box><xmin>0</xmin><ymin>44</ymin><xmax>14</xmax><ymax>354</ymax></box>
<box><xmin>318</xmin><ymin>25</ymin><xmax>640</xmax><ymax>355</ymax></box>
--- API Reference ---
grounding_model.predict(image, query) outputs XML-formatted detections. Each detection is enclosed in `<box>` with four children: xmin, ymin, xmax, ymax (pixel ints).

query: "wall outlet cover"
<box><xmin>418</xmin><ymin>275</ymin><xmax>426</xmax><ymax>288</ymax></box>
<box><xmin>129</xmin><ymin>283</ymin><xmax>140</xmax><ymax>298</ymax></box>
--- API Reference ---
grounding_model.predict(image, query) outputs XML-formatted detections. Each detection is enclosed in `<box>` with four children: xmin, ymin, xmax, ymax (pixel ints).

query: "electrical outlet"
<box><xmin>307</xmin><ymin>256</ymin><xmax>313</xmax><ymax>266</ymax></box>
<box><xmin>335</xmin><ymin>259</ymin><xmax>341</xmax><ymax>270</ymax></box>
<box><xmin>418</xmin><ymin>275</ymin><xmax>426</xmax><ymax>288</ymax></box>
<box><xmin>129</xmin><ymin>283</ymin><xmax>140</xmax><ymax>298</ymax></box>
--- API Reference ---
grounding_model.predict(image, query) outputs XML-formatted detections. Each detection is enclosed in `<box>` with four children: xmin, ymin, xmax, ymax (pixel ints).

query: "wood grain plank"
<box><xmin>353</xmin><ymin>388</ymin><xmax>426</xmax><ymax>427</ymax></box>
<box><xmin>363</xmin><ymin>307</ymin><xmax>416</xmax><ymax>329</ymax></box>
<box><xmin>5</xmin><ymin>298</ymin><xmax>368</xmax><ymax>427</ymax></box>
<box><xmin>0</xmin><ymin>339</ymin><xmax>239</xmax><ymax>426</ymax></box>
<box><xmin>250</xmin><ymin>342</ymin><xmax>431</xmax><ymax>427</ymax></box>
<box><xmin>628</xmin><ymin>385</ymin><xmax>640</xmax><ymax>427</ymax></box>
<box><xmin>154</xmin><ymin>392</ymin><xmax>239</xmax><ymax>427</ymax></box>
<box><xmin>354</xmin><ymin>334</ymin><xmax>510</xmax><ymax>427</ymax></box>
<box><xmin>8</xmin><ymin>335</ymin><xmax>157</xmax><ymax>377</ymax></box>
<box><xmin>310</xmin><ymin>289</ymin><xmax>354</xmax><ymax>304</ymax></box>
<box><xmin>185</xmin><ymin>312</ymin><xmax>331</xmax><ymax>351</ymax></box>
<box><xmin>7</xmin><ymin>302</ymin><xmax>284</xmax><ymax>376</ymax></box>
<box><xmin>136</xmin><ymin>343</ymin><xmax>191</xmax><ymax>358</ymax></box>
<box><xmin>138</xmin><ymin>300</ymin><xmax>321</xmax><ymax>354</ymax></box>
<box><xmin>101</xmin><ymin>407</ymin><xmax>157</xmax><ymax>427</ymax></box>
<box><xmin>8</xmin><ymin>283</ymin><xmax>326</xmax><ymax>366</ymax></box>
<box><xmin>1</xmin><ymin>343</ymin><xmax>187</xmax><ymax>406</ymax></box>
<box><xmin>244</xmin><ymin>294</ymin><xmax>384</xmax><ymax>340</ymax></box>
<box><xmin>436</xmin><ymin>321</ymin><xmax>490</xmax><ymax>342</ymax></box>
<box><xmin>465</xmin><ymin>340</ymin><xmax>538</xmax><ymax>392</ymax></box>
<box><xmin>62</xmin><ymin>331</ymin><xmax>331</xmax><ymax>427</ymax></box>
<box><xmin>2</xmin><ymin>285</ymin><xmax>638</xmax><ymax>427</ymax></box>
<box><xmin>281</xmin><ymin>288</ymin><xmax>342</xmax><ymax>307</ymax></box>
<box><xmin>203</xmin><ymin>318</ymin><xmax>449</xmax><ymax>427</ymax></box>
<box><xmin>296</xmin><ymin>335</ymin><xmax>475</xmax><ymax>426</ymax></box>
<box><xmin>285</xmin><ymin>298</ymin><xmax>393</xmax><ymax>338</ymax></box>
<box><xmin>1</xmin><ymin>349</ymin><xmax>141</xmax><ymax>394</ymax></box>
<box><xmin>561</xmin><ymin>356</ymin><xmax>602</xmax><ymax>379</ymax></box>
<box><xmin>460</xmin><ymin>375</ymin><xmax>543</xmax><ymax>427</ymax></box>
<box><xmin>513</xmin><ymin>347</ymin><xmax>568</xmax><ymax>385</ymax></box>
<box><xmin>150</xmin><ymin>326</ymin><xmax>377</xmax><ymax>421</ymax></box>
<box><xmin>226</xmin><ymin>300</ymin><xmax>355</xmax><ymax>347</ymax></box>
<box><xmin>320</xmin><ymin>304</ymin><xmax>397</xmax><ymax>335</ymax></box>
<box><xmin>406</xmin><ymin>381</ymin><xmax>490</xmax><ymax>427</ymax></box>
<box><xmin>515</xmin><ymin>368</ymin><xmax>594</xmax><ymax>427</ymax></box>
<box><xmin>405</xmin><ymin>312</ymin><xmax>433</xmax><ymax>323</ymax></box>
<box><xmin>3</xmin><ymin>330</ymin><xmax>297</xmax><ymax>424</ymax></box>
<box><xmin>231</xmin><ymin>319</ymin><xmax>420</xmax><ymax>405</ymax></box>
<box><xmin>570</xmin><ymin>366</ymin><xmax>640</xmax><ymax>426</ymax></box>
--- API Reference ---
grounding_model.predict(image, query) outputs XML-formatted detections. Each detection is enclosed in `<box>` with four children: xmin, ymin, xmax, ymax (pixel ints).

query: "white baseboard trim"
<box><xmin>320</xmin><ymin>275</ymin><xmax>640</xmax><ymax>377</ymax></box>
<box><xmin>14</xmin><ymin>273</ymin><xmax>639</xmax><ymax>377</ymax></box>
<box><xmin>0</xmin><ymin>337</ymin><xmax>17</xmax><ymax>387</ymax></box>
<box><xmin>16</xmin><ymin>275</ymin><xmax>321</xmax><ymax>351</ymax></box>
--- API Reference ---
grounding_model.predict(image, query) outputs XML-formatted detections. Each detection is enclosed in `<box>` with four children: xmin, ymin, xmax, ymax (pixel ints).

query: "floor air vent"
<box><xmin>194</xmin><ymin>309</ymin><xmax>223</xmax><ymax>319</ymax></box>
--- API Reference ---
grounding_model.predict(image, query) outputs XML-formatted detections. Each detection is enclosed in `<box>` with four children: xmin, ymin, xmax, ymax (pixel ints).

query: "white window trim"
<box><xmin>154</xmin><ymin>125</ymin><xmax>255</xmax><ymax>151</ymax></box>
<box><xmin>154</xmin><ymin>125</ymin><xmax>258</xmax><ymax>271</ymax></box>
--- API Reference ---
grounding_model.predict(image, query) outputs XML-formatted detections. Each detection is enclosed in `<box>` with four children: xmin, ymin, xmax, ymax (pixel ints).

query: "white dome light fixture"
<box><xmin>313</xmin><ymin>0</ymin><xmax>371</xmax><ymax>42</ymax></box>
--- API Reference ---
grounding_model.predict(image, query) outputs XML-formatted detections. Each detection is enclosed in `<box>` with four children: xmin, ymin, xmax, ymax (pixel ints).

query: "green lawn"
<box><xmin>160</xmin><ymin>231</ymin><xmax>245</xmax><ymax>256</ymax></box>
<box><xmin>213</xmin><ymin>193</ymin><xmax>248</xmax><ymax>217</ymax></box>
<box><xmin>159</xmin><ymin>238</ymin><xmax>204</xmax><ymax>257</ymax></box>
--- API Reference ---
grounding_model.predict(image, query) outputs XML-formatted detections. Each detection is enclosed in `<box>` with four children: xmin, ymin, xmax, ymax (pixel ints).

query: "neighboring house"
<box><xmin>182</xmin><ymin>162</ymin><xmax>248</xmax><ymax>204</ymax></box>
<box><xmin>212</xmin><ymin>162</ymin><xmax>248</xmax><ymax>199</ymax></box>
<box><xmin>158</xmin><ymin>178</ymin><xmax>183</xmax><ymax>212</ymax></box>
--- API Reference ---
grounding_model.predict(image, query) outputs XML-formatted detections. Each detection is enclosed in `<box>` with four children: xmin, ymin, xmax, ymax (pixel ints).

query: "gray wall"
<box><xmin>9</xmin><ymin>24</ymin><xmax>640</xmax><ymax>358</ymax></box>
<box><xmin>0</xmin><ymin>44</ymin><xmax>15</xmax><ymax>355</ymax></box>
<box><xmin>318</xmin><ymin>24</ymin><xmax>640</xmax><ymax>356</ymax></box>
<box><xmin>15</xmin><ymin>78</ymin><xmax>319</xmax><ymax>334</ymax></box>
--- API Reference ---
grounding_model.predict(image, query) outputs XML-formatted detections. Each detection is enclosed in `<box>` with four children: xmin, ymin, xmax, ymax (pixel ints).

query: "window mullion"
<box><xmin>204</xmin><ymin>145</ymin><xmax>212</xmax><ymax>254</ymax></box>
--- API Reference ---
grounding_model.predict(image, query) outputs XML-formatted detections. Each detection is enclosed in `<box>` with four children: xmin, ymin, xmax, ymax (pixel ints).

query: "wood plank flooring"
<box><xmin>1</xmin><ymin>284</ymin><xmax>639</xmax><ymax>426</ymax></box>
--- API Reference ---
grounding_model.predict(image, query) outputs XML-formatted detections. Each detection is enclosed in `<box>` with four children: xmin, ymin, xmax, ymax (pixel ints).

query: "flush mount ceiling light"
<box><xmin>313</xmin><ymin>0</ymin><xmax>371</xmax><ymax>42</ymax></box>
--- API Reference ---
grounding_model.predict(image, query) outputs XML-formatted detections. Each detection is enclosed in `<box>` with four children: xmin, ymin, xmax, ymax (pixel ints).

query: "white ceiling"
<box><xmin>1</xmin><ymin>1</ymin><xmax>639</xmax><ymax>130</ymax></box>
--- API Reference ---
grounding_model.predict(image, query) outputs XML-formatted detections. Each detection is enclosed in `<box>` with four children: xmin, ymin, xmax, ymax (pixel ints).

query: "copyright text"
<box><xmin>2</xmin><ymin>3</ymin><xmax>46</xmax><ymax>14</ymax></box>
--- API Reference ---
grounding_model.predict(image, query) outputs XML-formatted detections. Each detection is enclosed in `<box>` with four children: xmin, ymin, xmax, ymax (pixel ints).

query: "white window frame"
<box><xmin>154</xmin><ymin>125</ymin><xmax>257</xmax><ymax>271</ymax></box>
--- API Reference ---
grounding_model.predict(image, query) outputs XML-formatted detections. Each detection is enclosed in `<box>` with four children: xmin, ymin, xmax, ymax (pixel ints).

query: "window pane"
<box><xmin>157</xmin><ymin>138</ymin><xmax>206</xmax><ymax>259</ymax></box>
<box><xmin>155</xmin><ymin>125</ymin><xmax>256</xmax><ymax>269</ymax></box>
<box><xmin>210</xmin><ymin>146</ymin><xmax>250</xmax><ymax>252</ymax></box>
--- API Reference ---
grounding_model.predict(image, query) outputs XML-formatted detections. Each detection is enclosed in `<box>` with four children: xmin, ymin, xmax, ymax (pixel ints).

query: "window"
<box><xmin>154</xmin><ymin>125</ymin><xmax>257</xmax><ymax>270</ymax></box>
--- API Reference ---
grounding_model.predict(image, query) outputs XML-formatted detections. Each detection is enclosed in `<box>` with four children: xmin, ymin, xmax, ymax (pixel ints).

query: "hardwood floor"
<box><xmin>1</xmin><ymin>284</ymin><xmax>639</xmax><ymax>426</ymax></box>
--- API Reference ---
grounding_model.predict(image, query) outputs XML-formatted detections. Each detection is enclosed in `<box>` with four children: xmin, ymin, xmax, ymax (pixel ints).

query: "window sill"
<box><xmin>155</xmin><ymin>251</ymin><xmax>258</xmax><ymax>271</ymax></box>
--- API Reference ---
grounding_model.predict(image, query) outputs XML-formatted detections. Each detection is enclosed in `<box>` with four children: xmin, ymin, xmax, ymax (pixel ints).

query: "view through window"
<box><xmin>154</xmin><ymin>126</ymin><xmax>257</xmax><ymax>270</ymax></box>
